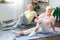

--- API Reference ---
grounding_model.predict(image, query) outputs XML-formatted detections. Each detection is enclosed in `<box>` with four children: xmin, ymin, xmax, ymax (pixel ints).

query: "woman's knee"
<box><xmin>42</xmin><ymin>29</ymin><xmax>49</xmax><ymax>33</ymax></box>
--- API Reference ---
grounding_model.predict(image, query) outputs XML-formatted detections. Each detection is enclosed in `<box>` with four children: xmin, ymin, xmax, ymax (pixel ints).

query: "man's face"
<box><xmin>28</xmin><ymin>5</ymin><xmax>33</xmax><ymax>11</ymax></box>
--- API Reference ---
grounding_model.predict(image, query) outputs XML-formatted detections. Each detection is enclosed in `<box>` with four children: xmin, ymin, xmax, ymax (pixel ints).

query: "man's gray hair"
<box><xmin>27</xmin><ymin>4</ymin><xmax>33</xmax><ymax>8</ymax></box>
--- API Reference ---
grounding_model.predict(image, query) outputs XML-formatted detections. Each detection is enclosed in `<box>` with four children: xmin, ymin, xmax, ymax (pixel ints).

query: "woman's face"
<box><xmin>47</xmin><ymin>9</ymin><xmax>53</xmax><ymax>13</ymax></box>
<box><xmin>46</xmin><ymin>8</ymin><xmax>53</xmax><ymax>16</ymax></box>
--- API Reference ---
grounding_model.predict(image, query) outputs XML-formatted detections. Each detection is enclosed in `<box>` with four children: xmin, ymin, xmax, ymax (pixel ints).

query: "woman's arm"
<box><xmin>51</xmin><ymin>16</ymin><xmax>58</xmax><ymax>32</ymax></box>
<box><xmin>35</xmin><ymin>15</ymin><xmax>42</xmax><ymax>24</ymax></box>
<box><xmin>51</xmin><ymin>24</ymin><xmax>57</xmax><ymax>32</ymax></box>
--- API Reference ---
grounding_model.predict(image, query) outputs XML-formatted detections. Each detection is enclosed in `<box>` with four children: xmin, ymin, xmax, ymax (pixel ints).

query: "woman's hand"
<box><xmin>51</xmin><ymin>24</ymin><xmax>58</xmax><ymax>32</ymax></box>
<box><xmin>35</xmin><ymin>18</ymin><xmax>42</xmax><ymax>24</ymax></box>
<box><xmin>34</xmin><ymin>27</ymin><xmax>39</xmax><ymax>32</ymax></box>
<box><xmin>37</xmin><ymin>20</ymin><xmax>42</xmax><ymax>24</ymax></box>
<box><xmin>34</xmin><ymin>18</ymin><xmax>39</xmax><ymax>22</ymax></box>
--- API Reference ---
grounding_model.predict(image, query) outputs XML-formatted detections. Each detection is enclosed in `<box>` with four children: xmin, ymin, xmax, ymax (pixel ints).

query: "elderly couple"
<box><xmin>3</xmin><ymin>4</ymin><xmax>58</xmax><ymax>36</ymax></box>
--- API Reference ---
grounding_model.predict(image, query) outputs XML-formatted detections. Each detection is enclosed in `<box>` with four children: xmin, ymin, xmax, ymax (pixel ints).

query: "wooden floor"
<box><xmin>2</xmin><ymin>20</ymin><xmax>60</xmax><ymax>40</ymax></box>
<box><xmin>55</xmin><ymin>22</ymin><xmax>60</xmax><ymax>27</ymax></box>
<box><xmin>30</xmin><ymin>35</ymin><xmax>60</xmax><ymax>40</ymax></box>
<box><xmin>3</xmin><ymin>20</ymin><xmax>60</xmax><ymax>27</ymax></box>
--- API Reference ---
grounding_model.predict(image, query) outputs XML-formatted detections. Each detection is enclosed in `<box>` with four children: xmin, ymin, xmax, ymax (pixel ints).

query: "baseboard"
<box><xmin>3</xmin><ymin>20</ymin><xmax>13</xmax><ymax>24</ymax></box>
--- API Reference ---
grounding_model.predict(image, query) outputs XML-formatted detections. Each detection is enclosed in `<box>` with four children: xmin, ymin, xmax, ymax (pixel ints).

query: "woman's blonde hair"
<box><xmin>46</xmin><ymin>6</ymin><xmax>53</xmax><ymax>10</ymax></box>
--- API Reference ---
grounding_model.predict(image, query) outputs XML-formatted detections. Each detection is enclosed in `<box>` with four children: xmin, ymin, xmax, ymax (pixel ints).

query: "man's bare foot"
<box><xmin>19</xmin><ymin>31</ymin><xmax>24</xmax><ymax>36</ymax></box>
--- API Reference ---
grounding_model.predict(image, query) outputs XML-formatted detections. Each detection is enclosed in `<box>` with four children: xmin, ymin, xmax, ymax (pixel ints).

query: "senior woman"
<box><xmin>2</xmin><ymin>4</ymin><xmax>38</xmax><ymax>28</ymax></box>
<box><xmin>17</xmin><ymin>6</ymin><xmax>58</xmax><ymax>36</ymax></box>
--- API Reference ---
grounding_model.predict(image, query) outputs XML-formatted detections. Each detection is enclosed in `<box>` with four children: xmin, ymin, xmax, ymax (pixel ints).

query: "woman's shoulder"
<box><xmin>50</xmin><ymin>15</ymin><xmax>55</xmax><ymax>20</ymax></box>
<box><xmin>39</xmin><ymin>13</ymin><xmax>45</xmax><ymax>16</ymax></box>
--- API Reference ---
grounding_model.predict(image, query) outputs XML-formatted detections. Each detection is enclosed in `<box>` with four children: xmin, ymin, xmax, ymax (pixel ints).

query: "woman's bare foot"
<box><xmin>19</xmin><ymin>31</ymin><xmax>24</xmax><ymax>36</ymax></box>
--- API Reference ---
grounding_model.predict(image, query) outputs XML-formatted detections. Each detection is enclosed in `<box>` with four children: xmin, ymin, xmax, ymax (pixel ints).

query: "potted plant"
<box><xmin>53</xmin><ymin>7</ymin><xmax>60</xmax><ymax>23</ymax></box>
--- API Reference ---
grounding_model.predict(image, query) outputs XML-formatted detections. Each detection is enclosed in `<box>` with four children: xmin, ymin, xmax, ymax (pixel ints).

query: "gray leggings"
<box><xmin>4</xmin><ymin>15</ymin><xmax>28</xmax><ymax>27</ymax></box>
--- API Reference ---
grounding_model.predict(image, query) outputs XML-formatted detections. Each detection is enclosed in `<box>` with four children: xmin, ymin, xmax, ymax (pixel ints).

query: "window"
<box><xmin>0</xmin><ymin>0</ymin><xmax>5</xmax><ymax>3</ymax></box>
<box><xmin>0</xmin><ymin>0</ymin><xmax>13</xmax><ymax>3</ymax></box>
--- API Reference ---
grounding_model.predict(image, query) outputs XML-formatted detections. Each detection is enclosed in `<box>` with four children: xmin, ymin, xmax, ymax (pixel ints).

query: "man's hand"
<box><xmin>20</xmin><ymin>17</ymin><xmax>22</xmax><ymax>19</ymax></box>
<box><xmin>19</xmin><ymin>14</ymin><xmax>24</xmax><ymax>19</ymax></box>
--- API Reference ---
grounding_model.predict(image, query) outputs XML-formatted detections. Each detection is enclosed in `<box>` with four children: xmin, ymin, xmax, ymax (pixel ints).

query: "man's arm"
<box><xmin>34</xmin><ymin>11</ymin><xmax>38</xmax><ymax>18</ymax></box>
<box><xmin>19</xmin><ymin>11</ymin><xmax>27</xmax><ymax>19</ymax></box>
<box><xmin>19</xmin><ymin>14</ymin><xmax>24</xmax><ymax>19</ymax></box>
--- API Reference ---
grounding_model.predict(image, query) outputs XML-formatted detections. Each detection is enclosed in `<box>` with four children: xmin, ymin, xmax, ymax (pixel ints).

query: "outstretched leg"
<box><xmin>12</xmin><ymin>19</ymin><xmax>23</xmax><ymax>28</ymax></box>
<box><xmin>19</xmin><ymin>27</ymin><xmax>35</xmax><ymax>36</ymax></box>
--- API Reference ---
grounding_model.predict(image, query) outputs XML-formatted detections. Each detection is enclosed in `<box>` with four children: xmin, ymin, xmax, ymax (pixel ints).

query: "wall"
<box><xmin>49</xmin><ymin>0</ymin><xmax>60</xmax><ymax>8</ymax></box>
<box><xmin>16</xmin><ymin>0</ymin><xmax>32</xmax><ymax>20</ymax></box>
<box><xmin>0</xmin><ymin>3</ymin><xmax>17</xmax><ymax>21</ymax></box>
<box><xmin>0</xmin><ymin>0</ymin><xmax>32</xmax><ymax>21</ymax></box>
<box><xmin>38</xmin><ymin>0</ymin><xmax>60</xmax><ymax>8</ymax></box>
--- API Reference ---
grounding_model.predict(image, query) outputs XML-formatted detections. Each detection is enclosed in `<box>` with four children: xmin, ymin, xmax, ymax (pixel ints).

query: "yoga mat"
<box><xmin>0</xmin><ymin>31</ymin><xmax>15</xmax><ymax>40</ymax></box>
<box><xmin>0</xmin><ymin>27</ymin><xmax>60</xmax><ymax>40</ymax></box>
<box><xmin>16</xmin><ymin>27</ymin><xmax>60</xmax><ymax>40</ymax></box>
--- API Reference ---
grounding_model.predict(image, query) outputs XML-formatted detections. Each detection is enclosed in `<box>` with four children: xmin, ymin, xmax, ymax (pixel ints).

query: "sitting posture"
<box><xmin>2</xmin><ymin>4</ymin><xmax>37</xmax><ymax>28</ymax></box>
<box><xmin>17</xmin><ymin>6</ymin><xmax>58</xmax><ymax>36</ymax></box>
